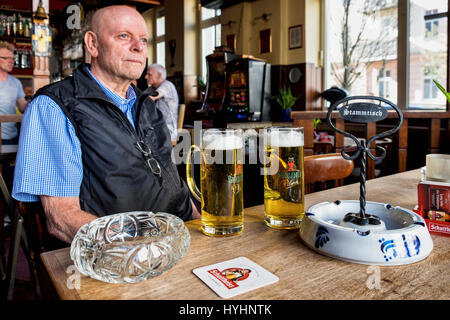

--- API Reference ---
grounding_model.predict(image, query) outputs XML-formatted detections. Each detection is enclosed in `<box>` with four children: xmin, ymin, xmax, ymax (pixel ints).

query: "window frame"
<box><xmin>398</xmin><ymin>0</ymin><xmax>449</xmax><ymax>110</ymax></box>
<box><xmin>155</xmin><ymin>8</ymin><xmax>166</xmax><ymax>67</ymax></box>
<box><xmin>200</xmin><ymin>7</ymin><xmax>221</xmax><ymax>79</ymax></box>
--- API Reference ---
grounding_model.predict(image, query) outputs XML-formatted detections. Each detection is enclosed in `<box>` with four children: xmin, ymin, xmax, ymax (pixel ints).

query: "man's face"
<box><xmin>145</xmin><ymin>68</ymin><xmax>162</xmax><ymax>88</ymax></box>
<box><xmin>0</xmin><ymin>48</ymin><xmax>15</xmax><ymax>73</ymax></box>
<box><xmin>95</xmin><ymin>10</ymin><xmax>148</xmax><ymax>81</ymax></box>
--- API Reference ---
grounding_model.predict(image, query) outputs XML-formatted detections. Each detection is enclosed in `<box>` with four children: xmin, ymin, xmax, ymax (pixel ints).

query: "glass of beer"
<box><xmin>186</xmin><ymin>129</ymin><xmax>244</xmax><ymax>236</ymax></box>
<box><xmin>263</xmin><ymin>127</ymin><xmax>305</xmax><ymax>229</ymax></box>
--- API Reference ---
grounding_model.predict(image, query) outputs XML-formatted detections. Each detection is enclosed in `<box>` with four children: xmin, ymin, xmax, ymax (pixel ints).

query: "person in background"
<box><xmin>12</xmin><ymin>6</ymin><xmax>199</xmax><ymax>245</ymax></box>
<box><xmin>0</xmin><ymin>41</ymin><xmax>29</xmax><ymax>144</ymax></box>
<box><xmin>144</xmin><ymin>64</ymin><xmax>179</xmax><ymax>142</ymax></box>
<box><xmin>0</xmin><ymin>41</ymin><xmax>29</xmax><ymax>191</ymax></box>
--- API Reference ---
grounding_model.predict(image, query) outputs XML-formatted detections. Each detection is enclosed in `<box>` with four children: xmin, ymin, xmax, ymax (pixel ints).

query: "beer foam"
<box><xmin>203</xmin><ymin>134</ymin><xmax>243</xmax><ymax>150</ymax></box>
<box><xmin>264</xmin><ymin>131</ymin><xmax>304</xmax><ymax>147</ymax></box>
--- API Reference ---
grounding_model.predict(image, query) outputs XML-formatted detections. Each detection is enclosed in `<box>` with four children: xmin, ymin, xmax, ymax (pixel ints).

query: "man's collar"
<box><xmin>72</xmin><ymin>63</ymin><xmax>139</xmax><ymax>103</ymax></box>
<box><xmin>73</xmin><ymin>63</ymin><xmax>109</xmax><ymax>100</ymax></box>
<box><xmin>85</xmin><ymin>66</ymin><xmax>136</xmax><ymax>103</ymax></box>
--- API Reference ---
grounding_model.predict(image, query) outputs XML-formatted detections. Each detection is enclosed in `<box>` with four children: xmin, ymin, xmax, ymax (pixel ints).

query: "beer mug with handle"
<box><xmin>186</xmin><ymin>129</ymin><xmax>244</xmax><ymax>236</ymax></box>
<box><xmin>263</xmin><ymin>127</ymin><xmax>305</xmax><ymax>229</ymax></box>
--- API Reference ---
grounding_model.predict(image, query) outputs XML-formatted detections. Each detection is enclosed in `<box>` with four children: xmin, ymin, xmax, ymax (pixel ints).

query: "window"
<box><xmin>425</xmin><ymin>9</ymin><xmax>440</xmax><ymax>38</ymax></box>
<box><xmin>425</xmin><ymin>19</ymin><xmax>439</xmax><ymax>38</ymax></box>
<box><xmin>201</xmin><ymin>7</ymin><xmax>221</xmax><ymax>80</ymax></box>
<box><xmin>423</xmin><ymin>66</ymin><xmax>439</xmax><ymax>99</ymax></box>
<box><xmin>379</xmin><ymin>69</ymin><xmax>392</xmax><ymax>98</ymax></box>
<box><xmin>409</xmin><ymin>1</ymin><xmax>447</xmax><ymax>109</ymax></box>
<box><xmin>325</xmin><ymin>0</ymin><xmax>398</xmax><ymax>104</ymax></box>
<box><xmin>325</xmin><ymin>0</ymin><xmax>448</xmax><ymax>110</ymax></box>
<box><xmin>156</xmin><ymin>9</ymin><xmax>165</xmax><ymax>67</ymax></box>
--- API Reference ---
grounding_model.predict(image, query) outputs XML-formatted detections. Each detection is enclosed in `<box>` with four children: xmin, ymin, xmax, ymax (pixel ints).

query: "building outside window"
<box><xmin>425</xmin><ymin>9</ymin><xmax>440</xmax><ymax>38</ymax></box>
<box><xmin>325</xmin><ymin>0</ymin><xmax>398</xmax><ymax>103</ymax></box>
<box><xmin>200</xmin><ymin>7</ymin><xmax>221</xmax><ymax>80</ymax></box>
<box><xmin>423</xmin><ymin>66</ymin><xmax>439</xmax><ymax>99</ymax></box>
<box><xmin>379</xmin><ymin>69</ymin><xmax>392</xmax><ymax>98</ymax></box>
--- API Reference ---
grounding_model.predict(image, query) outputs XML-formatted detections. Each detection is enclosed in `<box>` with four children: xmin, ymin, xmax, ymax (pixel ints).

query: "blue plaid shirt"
<box><xmin>12</xmin><ymin>67</ymin><xmax>137</xmax><ymax>202</ymax></box>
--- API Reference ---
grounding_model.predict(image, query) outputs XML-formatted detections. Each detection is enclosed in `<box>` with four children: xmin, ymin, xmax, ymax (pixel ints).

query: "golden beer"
<box><xmin>263</xmin><ymin>127</ymin><xmax>305</xmax><ymax>229</ymax></box>
<box><xmin>186</xmin><ymin>129</ymin><xmax>244</xmax><ymax>236</ymax></box>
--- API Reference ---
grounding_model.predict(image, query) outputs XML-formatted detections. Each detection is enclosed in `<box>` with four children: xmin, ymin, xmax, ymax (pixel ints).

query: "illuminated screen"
<box><xmin>229</xmin><ymin>72</ymin><xmax>247</xmax><ymax>88</ymax></box>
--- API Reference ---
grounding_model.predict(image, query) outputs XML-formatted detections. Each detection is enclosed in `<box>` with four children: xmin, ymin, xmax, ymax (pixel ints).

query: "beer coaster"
<box><xmin>192</xmin><ymin>256</ymin><xmax>279</xmax><ymax>298</ymax></box>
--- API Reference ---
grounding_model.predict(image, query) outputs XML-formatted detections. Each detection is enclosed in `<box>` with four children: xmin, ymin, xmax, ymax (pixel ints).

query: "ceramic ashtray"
<box><xmin>299</xmin><ymin>200</ymin><xmax>433</xmax><ymax>265</ymax></box>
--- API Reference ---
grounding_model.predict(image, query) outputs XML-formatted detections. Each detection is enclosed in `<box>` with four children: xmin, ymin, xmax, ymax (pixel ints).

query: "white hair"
<box><xmin>148</xmin><ymin>63</ymin><xmax>167</xmax><ymax>81</ymax></box>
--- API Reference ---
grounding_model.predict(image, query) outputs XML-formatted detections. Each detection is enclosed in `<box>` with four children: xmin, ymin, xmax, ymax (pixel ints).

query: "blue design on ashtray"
<box><xmin>306</xmin><ymin>212</ymin><xmax>315</xmax><ymax>216</ymax></box>
<box><xmin>379</xmin><ymin>234</ymin><xmax>421</xmax><ymax>262</ymax></box>
<box><xmin>379</xmin><ymin>238</ymin><xmax>398</xmax><ymax>262</ymax></box>
<box><xmin>315</xmin><ymin>226</ymin><xmax>329</xmax><ymax>248</ymax></box>
<box><xmin>408</xmin><ymin>235</ymin><xmax>421</xmax><ymax>256</ymax></box>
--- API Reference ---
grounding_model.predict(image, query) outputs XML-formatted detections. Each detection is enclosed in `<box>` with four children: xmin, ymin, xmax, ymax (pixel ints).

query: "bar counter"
<box><xmin>40</xmin><ymin>169</ymin><xmax>450</xmax><ymax>300</ymax></box>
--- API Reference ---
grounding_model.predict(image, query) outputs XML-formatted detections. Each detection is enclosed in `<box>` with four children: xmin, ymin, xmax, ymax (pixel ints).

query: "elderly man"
<box><xmin>145</xmin><ymin>64</ymin><xmax>179</xmax><ymax>142</ymax></box>
<box><xmin>12</xmin><ymin>6</ymin><xmax>199</xmax><ymax>244</ymax></box>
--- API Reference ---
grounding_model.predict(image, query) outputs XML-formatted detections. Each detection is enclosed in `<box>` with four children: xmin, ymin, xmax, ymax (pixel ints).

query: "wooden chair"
<box><xmin>0</xmin><ymin>174</ymin><xmax>39</xmax><ymax>300</ymax></box>
<box><xmin>177</xmin><ymin>103</ymin><xmax>186</xmax><ymax>130</ymax></box>
<box><xmin>304</xmin><ymin>153</ymin><xmax>354</xmax><ymax>194</ymax></box>
<box><xmin>3</xmin><ymin>199</ymin><xmax>65</xmax><ymax>299</ymax></box>
<box><xmin>173</xmin><ymin>104</ymin><xmax>187</xmax><ymax>146</ymax></box>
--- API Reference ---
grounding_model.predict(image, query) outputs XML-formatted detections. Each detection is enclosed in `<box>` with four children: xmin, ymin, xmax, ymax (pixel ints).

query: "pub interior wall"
<box><xmin>143</xmin><ymin>0</ymin><xmax>322</xmax><ymax>76</ymax></box>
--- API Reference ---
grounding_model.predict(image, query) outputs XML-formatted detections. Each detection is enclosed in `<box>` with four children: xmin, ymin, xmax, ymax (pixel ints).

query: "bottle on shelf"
<box><xmin>14</xmin><ymin>48</ymin><xmax>20</xmax><ymax>68</ymax></box>
<box><xmin>23</xmin><ymin>18</ymin><xmax>30</xmax><ymax>38</ymax></box>
<box><xmin>6</xmin><ymin>16</ymin><xmax>11</xmax><ymax>36</ymax></box>
<box><xmin>18</xmin><ymin>14</ymin><xmax>23</xmax><ymax>37</ymax></box>
<box><xmin>20</xmin><ymin>48</ymin><xmax>26</xmax><ymax>68</ymax></box>
<box><xmin>0</xmin><ymin>14</ymin><xmax>6</xmax><ymax>36</ymax></box>
<box><xmin>12</xmin><ymin>14</ymin><xmax>17</xmax><ymax>37</ymax></box>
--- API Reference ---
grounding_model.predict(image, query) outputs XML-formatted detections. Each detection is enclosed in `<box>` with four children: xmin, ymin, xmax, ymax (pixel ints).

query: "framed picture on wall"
<box><xmin>289</xmin><ymin>25</ymin><xmax>302</xmax><ymax>50</ymax></box>
<box><xmin>259</xmin><ymin>29</ymin><xmax>272</xmax><ymax>54</ymax></box>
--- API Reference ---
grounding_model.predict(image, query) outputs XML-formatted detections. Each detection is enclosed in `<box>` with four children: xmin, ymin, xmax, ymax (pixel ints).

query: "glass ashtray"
<box><xmin>70</xmin><ymin>211</ymin><xmax>190</xmax><ymax>284</ymax></box>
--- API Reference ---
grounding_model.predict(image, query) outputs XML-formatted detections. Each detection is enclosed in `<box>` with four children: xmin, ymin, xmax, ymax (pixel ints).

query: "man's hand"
<box><xmin>16</xmin><ymin>97</ymin><xmax>28</xmax><ymax>113</ymax></box>
<box><xmin>149</xmin><ymin>92</ymin><xmax>163</xmax><ymax>101</ymax></box>
<box><xmin>190</xmin><ymin>198</ymin><xmax>201</xmax><ymax>220</ymax></box>
<box><xmin>40</xmin><ymin>196</ymin><xmax>97</xmax><ymax>244</ymax></box>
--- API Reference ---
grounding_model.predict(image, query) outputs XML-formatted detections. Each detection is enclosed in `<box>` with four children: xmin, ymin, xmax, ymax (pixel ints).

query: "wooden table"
<box><xmin>40</xmin><ymin>169</ymin><xmax>450</xmax><ymax>300</ymax></box>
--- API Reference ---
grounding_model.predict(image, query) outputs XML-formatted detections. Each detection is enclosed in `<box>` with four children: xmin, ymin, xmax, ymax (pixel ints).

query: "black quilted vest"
<box><xmin>34</xmin><ymin>64</ymin><xmax>192</xmax><ymax>221</ymax></box>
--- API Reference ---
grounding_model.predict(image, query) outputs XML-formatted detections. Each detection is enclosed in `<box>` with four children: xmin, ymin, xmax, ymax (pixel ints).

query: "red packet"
<box><xmin>415</xmin><ymin>179</ymin><xmax>450</xmax><ymax>237</ymax></box>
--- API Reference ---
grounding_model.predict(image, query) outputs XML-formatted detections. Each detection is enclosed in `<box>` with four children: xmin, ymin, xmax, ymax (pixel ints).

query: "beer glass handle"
<box><xmin>186</xmin><ymin>145</ymin><xmax>201</xmax><ymax>202</ymax></box>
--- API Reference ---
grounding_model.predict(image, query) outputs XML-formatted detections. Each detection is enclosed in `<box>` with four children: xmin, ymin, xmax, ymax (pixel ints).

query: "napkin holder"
<box><xmin>414</xmin><ymin>154</ymin><xmax>450</xmax><ymax>237</ymax></box>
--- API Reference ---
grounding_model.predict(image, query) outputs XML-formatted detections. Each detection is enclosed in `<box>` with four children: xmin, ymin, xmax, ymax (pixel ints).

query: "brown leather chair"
<box><xmin>304</xmin><ymin>153</ymin><xmax>354</xmax><ymax>194</ymax></box>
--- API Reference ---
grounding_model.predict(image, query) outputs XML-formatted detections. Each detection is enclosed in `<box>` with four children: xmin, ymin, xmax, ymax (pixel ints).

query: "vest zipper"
<box><xmin>81</xmin><ymin>96</ymin><xmax>177</xmax><ymax>187</ymax></box>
